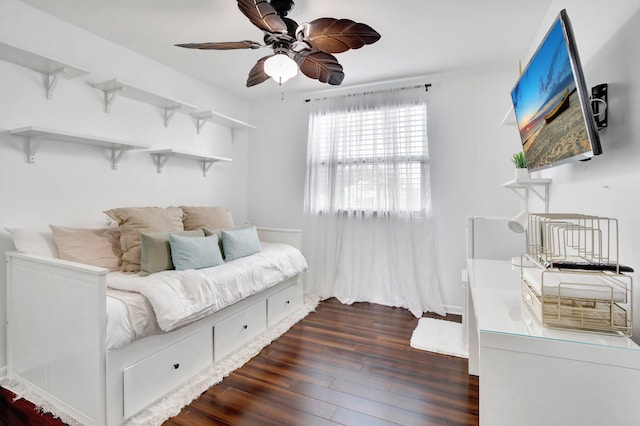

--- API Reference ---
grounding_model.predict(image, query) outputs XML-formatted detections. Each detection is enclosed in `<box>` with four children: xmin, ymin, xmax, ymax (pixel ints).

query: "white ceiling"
<box><xmin>21</xmin><ymin>0</ymin><xmax>553</xmax><ymax>100</ymax></box>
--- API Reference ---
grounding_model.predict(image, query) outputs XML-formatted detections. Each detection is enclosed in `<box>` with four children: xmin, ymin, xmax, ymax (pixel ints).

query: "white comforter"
<box><xmin>106</xmin><ymin>242</ymin><xmax>307</xmax><ymax>332</ymax></box>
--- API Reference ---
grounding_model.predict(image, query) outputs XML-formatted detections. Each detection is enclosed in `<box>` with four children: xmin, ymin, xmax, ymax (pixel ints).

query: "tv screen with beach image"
<box><xmin>511</xmin><ymin>13</ymin><xmax>597</xmax><ymax>171</ymax></box>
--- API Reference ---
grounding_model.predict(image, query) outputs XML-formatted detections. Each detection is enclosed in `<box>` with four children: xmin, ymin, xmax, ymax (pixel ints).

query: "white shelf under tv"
<box><xmin>502</xmin><ymin>177</ymin><xmax>552</xmax><ymax>213</ymax></box>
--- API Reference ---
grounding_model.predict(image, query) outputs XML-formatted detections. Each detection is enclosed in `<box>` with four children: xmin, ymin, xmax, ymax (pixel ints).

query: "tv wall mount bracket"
<box><xmin>591</xmin><ymin>83</ymin><xmax>608</xmax><ymax>129</ymax></box>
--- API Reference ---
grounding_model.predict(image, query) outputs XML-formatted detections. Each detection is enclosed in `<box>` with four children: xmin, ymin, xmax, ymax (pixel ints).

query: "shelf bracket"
<box><xmin>44</xmin><ymin>68</ymin><xmax>67</xmax><ymax>99</ymax></box>
<box><xmin>103</xmin><ymin>87</ymin><xmax>124</xmax><ymax>113</ymax></box>
<box><xmin>195</xmin><ymin>117</ymin><xmax>206</xmax><ymax>135</ymax></box>
<box><xmin>528</xmin><ymin>185</ymin><xmax>549</xmax><ymax>213</ymax></box>
<box><xmin>111</xmin><ymin>148</ymin><xmax>127</xmax><ymax>170</ymax></box>
<box><xmin>506</xmin><ymin>187</ymin><xmax>528</xmax><ymax>202</ymax></box>
<box><xmin>151</xmin><ymin>153</ymin><xmax>169</xmax><ymax>174</ymax></box>
<box><xmin>202</xmin><ymin>159</ymin><xmax>214</xmax><ymax>177</ymax></box>
<box><xmin>26</xmin><ymin>137</ymin><xmax>42</xmax><ymax>163</ymax></box>
<box><xmin>163</xmin><ymin>106</ymin><xmax>182</xmax><ymax>127</ymax></box>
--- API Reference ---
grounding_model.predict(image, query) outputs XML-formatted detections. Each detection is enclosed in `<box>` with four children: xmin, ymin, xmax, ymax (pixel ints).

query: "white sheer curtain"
<box><xmin>302</xmin><ymin>86</ymin><xmax>445</xmax><ymax>317</ymax></box>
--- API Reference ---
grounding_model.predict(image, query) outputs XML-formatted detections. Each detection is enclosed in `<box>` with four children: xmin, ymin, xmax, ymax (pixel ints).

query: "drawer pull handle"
<box><xmin>286</xmin><ymin>300</ymin><xmax>290</xmax><ymax>304</ymax></box>
<box><xmin>173</xmin><ymin>363</ymin><xmax>180</xmax><ymax>370</ymax></box>
<box><xmin>243</xmin><ymin>324</ymin><xmax>248</xmax><ymax>330</ymax></box>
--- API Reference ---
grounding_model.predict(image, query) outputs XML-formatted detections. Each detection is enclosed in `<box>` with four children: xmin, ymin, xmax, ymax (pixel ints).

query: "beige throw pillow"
<box><xmin>181</xmin><ymin>206</ymin><xmax>234</xmax><ymax>231</ymax></box>
<box><xmin>49</xmin><ymin>225</ymin><xmax>122</xmax><ymax>270</ymax></box>
<box><xmin>105</xmin><ymin>206</ymin><xmax>185</xmax><ymax>273</ymax></box>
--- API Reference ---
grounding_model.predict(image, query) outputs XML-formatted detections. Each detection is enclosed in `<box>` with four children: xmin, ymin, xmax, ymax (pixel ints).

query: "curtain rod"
<box><xmin>304</xmin><ymin>83</ymin><xmax>431</xmax><ymax>103</ymax></box>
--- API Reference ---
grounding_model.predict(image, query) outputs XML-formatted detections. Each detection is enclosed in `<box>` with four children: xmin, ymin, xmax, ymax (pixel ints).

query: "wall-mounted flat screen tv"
<box><xmin>510</xmin><ymin>9</ymin><xmax>602</xmax><ymax>172</ymax></box>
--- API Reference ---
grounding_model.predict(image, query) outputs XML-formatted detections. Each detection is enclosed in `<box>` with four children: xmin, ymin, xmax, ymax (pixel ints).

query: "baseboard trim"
<box><xmin>444</xmin><ymin>304</ymin><xmax>463</xmax><ymax>316</ymax></box>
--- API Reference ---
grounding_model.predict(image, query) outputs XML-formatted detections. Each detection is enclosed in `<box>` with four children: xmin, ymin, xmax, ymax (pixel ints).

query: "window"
<box><xmin>304</xmin><ymin>87</ymin><xmax>430</xmax><ymax>216</ymax></box>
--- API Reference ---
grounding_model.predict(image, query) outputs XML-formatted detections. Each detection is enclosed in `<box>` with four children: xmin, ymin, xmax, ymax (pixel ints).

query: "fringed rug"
<box><xmin>410</xmin><ymin>317</ymin><xmax>468</xmax><ymax>359</ymax></box>
<box><xmin>1</xmin><ymin>295</ymin><xmax>320</xmax><ymax>426</ymax></box>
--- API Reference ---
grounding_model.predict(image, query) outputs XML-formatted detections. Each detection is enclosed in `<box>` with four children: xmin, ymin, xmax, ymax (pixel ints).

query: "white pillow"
<box><xmin>5</xmin><ymin>227</ymin><xmax>59</xmax><ymax>258</ymax></box>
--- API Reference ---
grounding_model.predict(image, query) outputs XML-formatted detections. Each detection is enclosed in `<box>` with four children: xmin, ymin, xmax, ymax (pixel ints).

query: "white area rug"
<box><xmin>1</xmin><ymin>295</ymin><xmax>320</xmax><ymax>426</ymax></box>
<box><xmin>410</xmin><ymin>317</ymin><xmax>468</xmax><ymax>359</ymax></box>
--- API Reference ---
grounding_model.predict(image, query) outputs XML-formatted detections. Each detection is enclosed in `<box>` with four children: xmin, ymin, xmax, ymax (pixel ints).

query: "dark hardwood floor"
<box><xmin>166</xmin><ymin>298</ymin><xmax>478</xmax><ymax>426</ymax></box>
<box><xmin>0</xmin><ymin>298</ymin><xmax>479</xmax><ymax>426</ymax></box>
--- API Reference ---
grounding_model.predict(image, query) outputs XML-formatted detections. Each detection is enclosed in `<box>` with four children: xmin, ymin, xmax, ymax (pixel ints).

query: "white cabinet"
<box><xmin>122</xmin><ymin>327</ymin><xmax>211</xmax><ymax>418</ymax></box>
<box><xmin>466</xmin><ymin>259</ymin><xmax>640</xmax><ymax>426</ymax></box>
<box><xmin>267</xmin><ymin>282</ymin><xmax>302</xmax><ymax>327</ymax></box>
<box><xmin>213</xmin><ymin>300</ymin><xmax>266</xmax><ymax>361</ymax></box>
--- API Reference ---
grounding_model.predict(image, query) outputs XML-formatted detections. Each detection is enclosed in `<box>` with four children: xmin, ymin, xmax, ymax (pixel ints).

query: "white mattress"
<box><xmin>522</xmin><ymin>266</ymin><xmax>628</xmax><ymax>303</ymax></box>
<box><xmin>105</xmin><ymin>242</ymin><xmax>307</xmax><ymax>350</ymax></box>
<box><xmin>106</xmin><ymin>289</ymin><xmax>161</xmax><ymax>351</ymax></box>
<box><xmin>106</xmin><ymin>295</ymin><xmax>135</xmax><ymax>351</ymax></box>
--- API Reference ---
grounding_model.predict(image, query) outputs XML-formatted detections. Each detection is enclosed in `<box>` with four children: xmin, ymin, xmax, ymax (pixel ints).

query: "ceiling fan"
<box><xmin>175</xmin><ymin>0</ymin><xmax>381</xmax><ymax>88</ymax></box>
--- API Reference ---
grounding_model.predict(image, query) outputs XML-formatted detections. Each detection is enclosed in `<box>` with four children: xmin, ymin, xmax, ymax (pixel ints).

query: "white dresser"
<box><xmin>466</xmin><ymin>258</ymin><xmax>640</xmax><ymax>426</ymax></box>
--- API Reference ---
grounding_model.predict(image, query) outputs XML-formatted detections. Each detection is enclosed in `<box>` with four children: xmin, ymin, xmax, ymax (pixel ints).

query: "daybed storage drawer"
<box><xmin>267</xmin><ymin>282</ymin><xmax>302</xmax><ymax>327</ymax></box>
<box><xmin>123</xmin><ymin>328</ymin><xmax>211</xmax><ymax>419</ymax></box>
<box><xmin>214</xmin><ymin>300</ymin><xmax>266</xmax><ymax>361</ymax></box>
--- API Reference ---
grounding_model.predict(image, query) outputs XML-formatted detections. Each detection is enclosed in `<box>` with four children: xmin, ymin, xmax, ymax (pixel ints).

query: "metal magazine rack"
<box><xmin>521</xmin><ymin>213</ymin><xmax>633</xmax><ymax>336</ymax></box>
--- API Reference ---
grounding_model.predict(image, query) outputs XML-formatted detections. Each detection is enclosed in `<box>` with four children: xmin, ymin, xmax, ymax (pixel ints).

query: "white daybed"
<box><xmin>5</xmin><ymin>226</ymin><xmax>307</xmax><ymax>426</ymax></box>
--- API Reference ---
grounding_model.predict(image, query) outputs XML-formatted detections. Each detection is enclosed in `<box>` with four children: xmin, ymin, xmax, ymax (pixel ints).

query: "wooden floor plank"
<box><xmin>0</xmin><ymin>298</ymin><xmax>479</xmax><ymax>425</ymax></box>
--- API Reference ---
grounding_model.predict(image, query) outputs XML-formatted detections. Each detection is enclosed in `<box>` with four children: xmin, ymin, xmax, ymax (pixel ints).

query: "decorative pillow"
<box><xmin>104</xmin><ymin>207</ymin><xmax>185</xmax><ymax>273</ymax></box>
<box><xmin>169</xmin><ymin>234</ymin><xmax>224</xmax><ymax>271</ymax></box>
<box><xmin>140</xmin><ymin>229</ymin><xmax>204</xmax><ymax>275</ymax></box>
<box><xmin>203</xmin><ymin>224</ymin><xmax>252</xmax><ymax>258</ymax></box>
<box><xmin>221</xmin><ymin>226</ymin><xmax>261</xmax><ymax>261</ymax></box>
<box><xmin>49</xmin><ymin>225</ymin><xmax>122</xmax><ymax>270</ymax></box>
<box><xmin>5</xmin><ymin>227</ymin><xmax>59</xmax><ymax>258</ymax></box>
<box><xmin>181</xmin><ymin>206</ymin><xmax>234</xmax><ymax>231</ymax></box>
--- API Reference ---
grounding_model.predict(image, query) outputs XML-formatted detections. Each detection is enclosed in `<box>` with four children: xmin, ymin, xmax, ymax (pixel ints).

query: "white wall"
<box><xmin>248</xmin><ymin>1</ymin><xmax>640</xmax><ymax>325</ymax></box>
<box><xmin>526</xmin><ymin>0</ymin><xmax>640</xmax><ymax>339</ymax></box>
<box><xmin>0</xmin><ymin>0</ymin><xmax>251</xmax><ymax>370</ymax></box>
<box><xmin>247</xmin><ymin>70</ymin><xmax>523</xmax><ymax>313</ymax></box>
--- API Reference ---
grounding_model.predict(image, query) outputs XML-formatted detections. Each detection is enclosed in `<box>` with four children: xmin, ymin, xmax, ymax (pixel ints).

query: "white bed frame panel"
<box><xmin>7</xmin><ymin>253</ymin><xmax>108</xmax><ymax>425</ymax></box>
<box><xmin>6</xmin><ymin>228</ymin><xmax>304</xmax><ymax>426</ymax></box>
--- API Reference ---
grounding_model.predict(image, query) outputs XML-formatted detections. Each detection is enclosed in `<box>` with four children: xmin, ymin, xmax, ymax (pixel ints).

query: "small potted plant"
<box><xmin>511</xmin><ymin>152</ymin><xmax>529</xmax><ymax>180</ymax></box>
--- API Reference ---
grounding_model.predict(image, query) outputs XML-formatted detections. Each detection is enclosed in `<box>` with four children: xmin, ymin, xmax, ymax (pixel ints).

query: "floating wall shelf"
<box><xmin>191</xmin><ymin>110</ymin><xmax>256</xmax><ymax>135</ymax></box>
<box><xmin>0</xmin><ymin>41</ymin><xmax>89</xmax><ymax>99</ymax></box>
<box><xmin>92</xmin><ymin>79</ymin><xmax>198</xmax><ymax>126</ymax></box>
<box><xmin>149</xmin><ymin>149</ymin><xmax>232</xmax><ymax>177</ymax></box>
<box><xmin>502</xmin><ymin>177</ymin><xmax>552</xmax><ymax>213</ymax></box>
<box><xmin>8</xmin><ymin>126</ymin><xmax>148</xmax><ymax>169</ymax></box>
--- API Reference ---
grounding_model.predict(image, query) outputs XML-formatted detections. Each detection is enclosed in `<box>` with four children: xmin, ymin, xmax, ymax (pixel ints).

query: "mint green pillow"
<box><xmin>141</xmin><ymin>229</ymin><xmax>204</xmax><ymax>275</ymax></box>
<box><xmin>221</xmin><ymin>226</ymin><xmax>261</xmax><ymax>261</ymax></box>
<box><xmin>169</xmin><ymin>234</ymin><xmax>224</xmax><ymax>270</ymax></box>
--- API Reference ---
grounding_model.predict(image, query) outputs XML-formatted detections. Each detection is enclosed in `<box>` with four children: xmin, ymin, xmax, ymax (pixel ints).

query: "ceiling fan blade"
<box><xmin>295</xmin><ymin>51</ymin><xmax>344</xmax><ymax>85</ymax></box>
<box><xmin>302</xmin><ymin>18</ymin><xmax>381</xmax><ymax>54</ymax></box>
<box><xmin>246</xmin><ymin>55</ymin><xmax>272</xmax><ymax>87</ymax></box>
<box><xmin>237</xmin><ymin>0</ymin><xmax>288</xmax><ymax>34</ymax></box>
<box><xmin>175</xmin><ymin>40</ymin><xmax>262</xmax><ymax>50</ymax></box>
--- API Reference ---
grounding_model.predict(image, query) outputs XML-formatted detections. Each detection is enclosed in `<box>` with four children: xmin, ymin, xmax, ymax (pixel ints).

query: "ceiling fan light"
<box><xmin>264</xmin><ymin>53</ymin><xmax>298</xmax><ymax>84</ymax></box>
